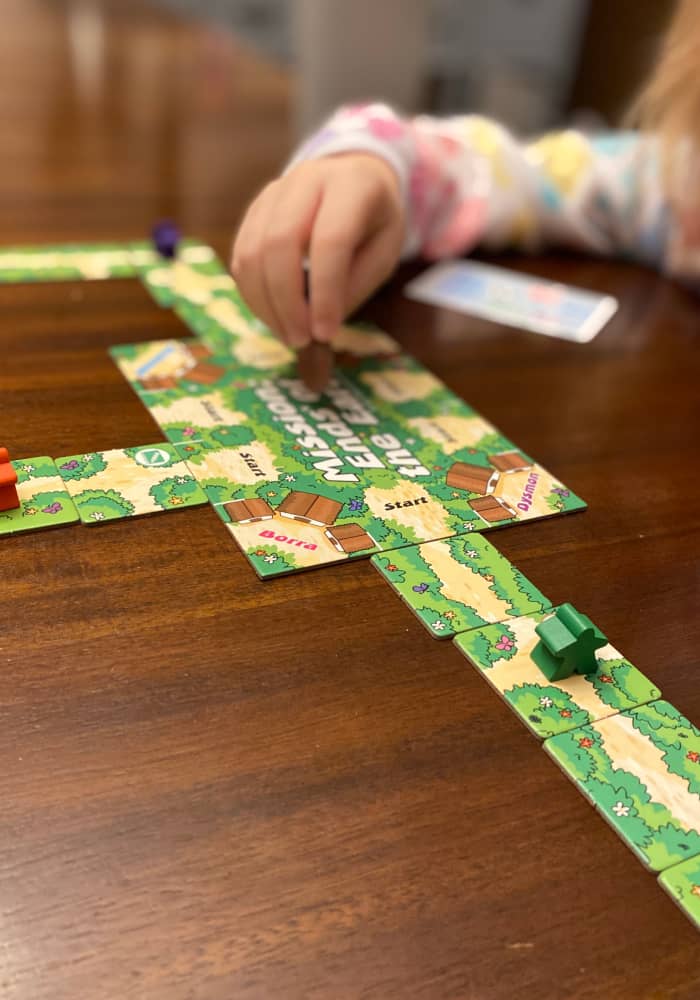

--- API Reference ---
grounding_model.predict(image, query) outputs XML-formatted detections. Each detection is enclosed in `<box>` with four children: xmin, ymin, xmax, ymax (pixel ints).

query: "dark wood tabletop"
<box><xmin>1</xmin><ymin>2</ymin><xmax>699</xmax><ymax>998</ymax></box>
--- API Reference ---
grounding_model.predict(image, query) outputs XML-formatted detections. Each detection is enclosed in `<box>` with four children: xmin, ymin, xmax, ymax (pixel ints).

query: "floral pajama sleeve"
<box><xmin>288</xmin><ymin>102</ymin><xmax>699</xmax><ymax>282</ymax></box>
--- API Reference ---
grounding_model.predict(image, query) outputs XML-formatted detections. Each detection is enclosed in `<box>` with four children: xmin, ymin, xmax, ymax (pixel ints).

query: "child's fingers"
<box><xmin>308</xmin><ymin>178</ymin><xmax>381</xmax><ymax>342</ymax></box>
<box><xmin>346</xmin><ymin>223</ymin><xmax>403</xmax><ymax>317</ymax></box>
<box><xmin>232</xmin><ymin>184</ymin><xmax>286</xmax><ymax>338</ymax></box>
<box><xmin>261</xmin><ymin>174</ymin><xmax>322</xmax><ymax>348</ymax></box>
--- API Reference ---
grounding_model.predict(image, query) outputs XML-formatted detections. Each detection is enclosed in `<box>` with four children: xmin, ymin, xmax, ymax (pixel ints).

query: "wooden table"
<box><xmin>1</xmin><ymin>2</ymin><xmax>699</xmax><ymax>998</ymax></box>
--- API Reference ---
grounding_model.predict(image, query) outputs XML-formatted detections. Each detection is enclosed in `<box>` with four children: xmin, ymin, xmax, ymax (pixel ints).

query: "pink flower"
<box><xmin>435</xmin><ymin>134</ymin><xmax>463</xmax><ymax>157</ymax></box>
<box><xmin>495</xmin><ymin>635</ymin><xmax>514</xmax><ymax>652</ymax></box>
<box><xmin>367</xmin><ymin>116</ymin><xmax>405</xmax><ymax>141</ymax></box>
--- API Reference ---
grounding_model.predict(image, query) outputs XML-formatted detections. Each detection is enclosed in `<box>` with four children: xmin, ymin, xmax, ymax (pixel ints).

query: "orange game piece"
<box><xmin>0</xmin><ymin>448</ymin><xmax>20</xmax><ymax>511</ymax></box>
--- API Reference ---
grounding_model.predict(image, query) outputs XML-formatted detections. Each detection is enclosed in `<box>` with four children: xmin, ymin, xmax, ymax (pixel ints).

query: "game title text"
<box><xmin>254</xmin><ymin>377</ymin><xmax>430</xmax><ymax>483</ymax></box>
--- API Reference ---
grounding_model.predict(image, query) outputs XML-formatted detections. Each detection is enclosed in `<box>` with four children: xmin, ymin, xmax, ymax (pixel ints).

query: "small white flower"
<box><xmin>432</xmin><ymin>620</ymin><xmax>446</xmax><ymax>632</ymax></box>
<box><xmin>539</xmin><ymin>696</ymin><xmax>554</xmax><ymax>709</ymax></box>
<box><xmin>21</xmin><ymin>464</ymin><xmax>35</xmax><ymax>474</ymax></box>
<box><xmin>612</xmin><ymin>802</ymin><xmax>629</xmax><ymax>818</ymax></box>
<box><xmin>463</xmin><ymin>522</ymin><xmax>476</xmax><ymax>532</ymax></box>
<box><xmin>91</xmin><ymin>511</ymin><xmax>106</xmax><ymax>521</ymax></box>
<box><xmin>176</xmin><ymin>476</ymin><xmax>189</xmax><ymax>484</ymax></box>
<box><xmin>466</xmin><ymin>549</ymin><xmax>478</xmax><ymax>558</ymax></box>
<box><xmin>263</xmin><ymin>554</ymin><xmax>277</xmax><ymax>564</ymax></box>
<box><xmin>82</xmin><ymin>454</ymin><xmax>94</xmax><ymax>461</ymax></box>
<box><xmin>284</xmin><ymin>474</ymin><xmax>295</xmax><ymax>482</ymax></box>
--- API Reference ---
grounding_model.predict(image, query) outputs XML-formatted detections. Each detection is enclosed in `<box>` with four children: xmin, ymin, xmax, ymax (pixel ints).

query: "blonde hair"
<box><xmin>634</xmin><ymin>0</ymin><xmax>700</xmax><ymax>191</ymax></box>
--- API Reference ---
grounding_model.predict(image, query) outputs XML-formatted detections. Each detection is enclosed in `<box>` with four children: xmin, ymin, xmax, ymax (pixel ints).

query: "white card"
<box><xmin>404</xmin><ymin>260</ymin><xmax>618</xmax><ymax>343</ymax></box>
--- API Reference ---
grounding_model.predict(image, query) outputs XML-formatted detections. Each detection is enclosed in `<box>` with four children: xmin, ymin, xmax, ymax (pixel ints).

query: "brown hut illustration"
<box><xmin>469</xmin><ymin>496</ymin><xmax>518</xmax><ymax>523</ymax></box>
<box><xmin>487</xmin><ymin>451</ymin><xmax>533</xmax><ymax>474</ymax></box>
<box><xmin>184</xmin><ymin>360</ymin><xmax>226</xmax><ymax>385</ymax></box>
<box><xmin>324</xmin><ymin>523</ymin><xmax>376</xmax><ymax>553</ymax></box>
<box><xmin>188</xmin><ymin>342</ymin><xmax>213</xmax><ymax>361</ymax></box>
<box><xmin>139</xmin><ymin>373</ymin><xmax>179</xmax><ymax>391</ymax></box>
<box><xmin>446</xmin><ymin>461</ymin><xmax>500</xmax><ymax>495</ymax></box>
<box><xmin>223</xmin><ymin>498</ymin><xmax>274</xmax><ymax>525</ymax></box>
<box><xmin>138</xmin><ymin>342</ymin><xmax>219</xmax><ymax>391</ymax></box>
<box><xmin>278</xmin><ymin>490</ymin><xmax>343</xmax><ymax>527</ymax></box>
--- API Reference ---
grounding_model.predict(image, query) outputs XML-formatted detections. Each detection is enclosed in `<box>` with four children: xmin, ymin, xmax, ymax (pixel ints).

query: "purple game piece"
<box><xmin>151</xmin><ymin>220</ymin><xmax>181</xmax><ymax>260</ymax></box>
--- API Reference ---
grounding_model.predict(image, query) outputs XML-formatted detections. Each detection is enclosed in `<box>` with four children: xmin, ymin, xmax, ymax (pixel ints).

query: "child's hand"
<box><xmin>232</xmin><ymin>154</ymin><xmax>404</xmax><ymax>348</ymax></box>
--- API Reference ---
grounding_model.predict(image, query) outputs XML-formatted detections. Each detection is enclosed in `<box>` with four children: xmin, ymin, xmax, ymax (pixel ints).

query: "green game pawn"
<box><xmin>531</xmin><ymin>604</ymin><xmax>608</xmax><ymax>682</ymax></box>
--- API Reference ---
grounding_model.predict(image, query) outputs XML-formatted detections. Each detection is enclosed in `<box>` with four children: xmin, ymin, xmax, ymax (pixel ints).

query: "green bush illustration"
<box><xmin>630</xmin><ymin>702</ymin><xmax>700</xmax><ymax>793</ymax></box>
<box><xmin>74</xmin><ymin>489</ymin><xmax>134</xmax><ymax>521</ymax></box>
<box><xmin>508</xmin><ymin>683</ymin><xmax>590</xmax><ymax>737</ymax></box>
<box><xmin>58</xmin><ymin>453</ymin><xmax>109</xmax><ymax>480</ymax></box>
<box><xmin>591</xmin><ymin>658</ymin><xmax>659</xmax><ymax>711</ymax></box>
<box><xmin>149</xmin><ymin>477</ymin><xmax>201</xmax><ymax>510</ymax></box>
<box><xmin>547</xmin><ymin>711</ymin><xmax>700</xmax><ymax>870</ymax></box>
<box><xmin>459</xmin><ymin>630</ymin><xmax>494</xmax><ymax>668</ymax></box>
<box><xmin>14</xmin><ymin>456</ymin><xmax>56</xmax><ymax>484</ymax></box>
<box><xmin>247</xmin><ymin>544</ymin><xmax>297</xmax><ymax>575</ymax></box>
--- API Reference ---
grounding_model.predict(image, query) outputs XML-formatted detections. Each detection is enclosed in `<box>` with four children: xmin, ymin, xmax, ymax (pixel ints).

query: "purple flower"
<box><xmin>412</xmin><ymin>583</ymin><xmax>429</xmax><ymax>594</ymax></box>
<box><xmin>42</xmin><ymin>502</ymin><xmax>63</xmax><ymax>514</ymax></box>
<box><xmin>348</xmin><ymin>498</ymin><xmax>363</xmax><ymax>512</ymax></box>
<box><xmin>60</xmin><ymin>460</ymin><xmax>79</xmax><ymax>471</ymax></box>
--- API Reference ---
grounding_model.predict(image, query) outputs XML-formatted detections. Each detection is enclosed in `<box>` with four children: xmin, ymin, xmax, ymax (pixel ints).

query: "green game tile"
<box><xmin>56</xmin><ymin>444</ymin><xmax>207</xmax><ymax>524</ymax></box>
<box><xmin>544</xmin><ymin>701</ymin><xmax>700</xmax><ymax>871</ymax></box>
<box><xmin>658</xmin><ymin>855</ymin><xmax>700</xmax><ymax>929</ymax></box>
<box><xmin>0</xmin><ymin>456</ymin><xmax>79</xmax><ymax>536</ymax></box>
<box><xmin>455</xmin><ymin>609</ymin><xmax>661</xmax><ymax>739</ymax></box>
<box><xmin>372</xmin><ymin>533</ymin><xmax>550</xmax><ymax>638</ymax></box>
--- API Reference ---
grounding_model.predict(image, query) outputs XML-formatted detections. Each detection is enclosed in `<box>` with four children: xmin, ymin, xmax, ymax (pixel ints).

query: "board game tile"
<box><xmin>151</xmin><ymin>358</ymin><xmax>586</xmax><ymax>580</ymax></box>
<box><xmin>55</xmin><ymin>444</ymin><xmax>208</xmax><ymax>524</ymax></box>
<box><xmin>454</xmin><ymin>609</ymin><xmax>661</xmax><ymax>739</ymax></box>
<box><xmin>658</xmin><ymin>855</ymin><xmax>700</xmax><ymax>930</ymax></box>
<box><xmin>175</xmin><ymin>298</ymin><xmax>294</xmax><ymax>373</ymax></box>
<box><xmin>128</xmin><ymin>238</ymin><xmax>218</xmax><ymax>276</ymax></box>
<box><xmin>110</xmin><ymin>279</ymin><xmax>586</xmax><ymax>580</ymax></box>
<box><xmin>224</xmin><ymin>515</ymin><xmax>353</xmax><ymax>579</ymax></box>
<box><xmin>0</xmin><ymin>457</ymin><xmax>79</xmax><ymax>536</ymax></box>
<box><xmin>372</xmin><ymin>533</ymin><xmax>550</xmax><ymax>639</ymax></box>
<box><xmin>0</xmin><ymin>243</ymin><xmax>139</xmax><ymax>282</ymax></box>
<box><xmin>139</xmin><ymin>254</ymin><xmax>235</xmax><ymax>308</ymax></box>
<box><xmin>109</xmin><ymin>339</ymin><xmax>234</xmax><ymax>405</ymax></box>
<box><xmin>544</xmin><ymin>700</ymin><xmax>700</xmax><ymax>871</ymax></box>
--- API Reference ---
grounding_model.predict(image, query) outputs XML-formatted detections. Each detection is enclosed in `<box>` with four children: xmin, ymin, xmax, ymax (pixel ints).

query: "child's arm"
<box><xmin>288</xmin><ymin>102</ymin><xmax>669</xmax><ymax>269</ymax></box>
<box><xmin>233</xmin><ymin>103</ymin><xmax>681</xmax><ymax>354</ymax></box>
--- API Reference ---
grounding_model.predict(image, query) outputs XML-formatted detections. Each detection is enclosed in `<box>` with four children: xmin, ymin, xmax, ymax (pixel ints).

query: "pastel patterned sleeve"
<box><xmin>289</xmin><ymin>103</ymin><xmax>690</xmax><ymax>278</ymax></box>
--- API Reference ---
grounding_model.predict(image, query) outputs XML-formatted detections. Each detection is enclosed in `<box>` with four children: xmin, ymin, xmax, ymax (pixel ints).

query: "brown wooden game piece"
<box><xmin>223</xmin><ymin>498</ymin><xmax>274</xmax><ymax>524</ymax></box>
<box><xmin>468</xmin><ymin>496</ymin><xmax>517</xmax><ymax>523</ymax></box>
<box><xmin>324</xmin><ymin>523</ymin><xmax>375</xmax><ymax>553</ymax></box>
<box><xmin>446</xmin><ymin>462</ymin><xmax>500</xmax><ymax>495</ymax></box>
<box><xmin>297</xmin><ymin>341</ymin><xmax>333</xmax><ymax>393</ymax></box>
<box><xmin>488</xmin><ymin>451</ymin><xmax>532</xmax><ymax>473</ymax></box>
<box><xmin>278</xmin><ymin>491</ymin><xmax>342</xmax><ymax>526</ymax></box>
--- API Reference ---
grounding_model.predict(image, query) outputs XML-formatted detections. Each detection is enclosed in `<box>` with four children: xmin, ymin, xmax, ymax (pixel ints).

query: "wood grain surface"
<box><xmin>1</xmin><ymin>2</ymin><xmax>699</xmax><ymax>998</ymax></box>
